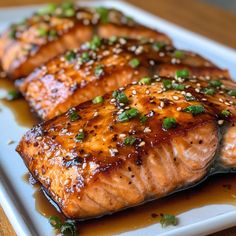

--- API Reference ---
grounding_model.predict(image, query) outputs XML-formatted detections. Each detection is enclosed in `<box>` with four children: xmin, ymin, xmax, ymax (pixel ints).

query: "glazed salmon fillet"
<box><xmin>0</xmin><ymin>3</ymin><xmax>171</xmax><ymax>79</ymax></box>
<box><xmin>17</xmin><ymin>75</ymin><xmax>236</xmax><ymax>219</ymax></box>
<box><xmin>18</xmin><ymin>37</ymin><xmax>230</xmax><ymax>120</ymax></box>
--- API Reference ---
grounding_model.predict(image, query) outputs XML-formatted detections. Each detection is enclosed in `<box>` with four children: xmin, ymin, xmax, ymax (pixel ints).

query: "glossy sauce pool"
<box><xmin>1</xmin><ymin>75</ymin><xmax>236</xmax><ymax>235</ymax></box>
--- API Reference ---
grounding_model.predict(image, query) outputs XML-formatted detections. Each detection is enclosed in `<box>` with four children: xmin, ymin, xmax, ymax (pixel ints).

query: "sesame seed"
<box><xmin>61</xmin><ymin>128</ymin><xmax>68</xmax><ymax>134</ymax></box>
<box><xmin>119</xmin><ymin>133</ymin><xmax>126</xmax><ymax>138</ymax></box>
<box><xmin>36</xmin><ymin>136</ymin><xmax>43</xmax><ymax>141</ymax></box>
<box><xmin>132</xmin><ymin>90</ymin><xmax>137</xmax><ymax>95</ymax></box>
<box><xmin>176</xmin><ymin>107</ymin><xmax>182</xmax><ymax>111</ymax></box>
<box><xmin>160</xmin><ymin>101</ymin><xmax>165</xmax><ymax>108</ymax></box>
<box><xmin>219</xmin><ymin>98</ymin><xmax>224</xmax><ymax>103</ymax></box>
<box><xmin>181</xmin><ymin>91</ymin><xmax>186</xmax><ymax>95</ymax></box>
<box><xmin>79</xmin><ymin>128</ymin><xmax>83</xmax><ymax>132</ymax></box>
<box><xmin>195</xmin><ymin>88</ymin><xmax>200</xmax><ymax>93</ymax></box>
<box><xmin>138</xmin><ymin>141</ymin><xmax>146</xmax><ymax>147</ymax></box>
<box><xmin>218</xmin><ymin>120</ymin><xmax>224</xmax><ymax>125</ymax></box>
<box><xmin>186</xmin><ymin>92</ymin><xmax>192</xmax><ymax>97</ymax></box>
<box><xmin>201</xmin><ymin>98</ymin><xmax>207</xmax><ymax>101</ymax></box>
<box><xmin>109</xmin><ymin>148</ymin><xmax>119</xmax><ymax>157</ymax></box>
<box><xmin>44</xmin><ymin>145</ymin><xmax>49</xmax><ymax>150</ymax></box>
<box><xmin>173</xmin><ymin>95</ymin><xmax>179</xmax><ymax>100</ymax></box>
<box><xmin>225</xmin><ymin>102</ymin><xmax>230</xmax><ymax>106</ymax></box>
<box><xmin>110</xmin><ymin>98</ymin><xmax>116</xmax><ymax>103</ymax></box>
<box><xmin>146</xmin><ymin>90</ymin><xmax>150</xmax><ymax>95</ymax></box>
<box><xmin>144</xmin><ymin>127</ymin><xmax>151</xmax><ymax>133</ymax></box>
<box><xmin>159</xmin><ymin>52</ymin><xmax>164</xmax><ymax>57</ymax></box>
<box><xmin>7</xmin><ymin>139</ymin><xmax>14</xmax><ymax>145</ymax></box>
<box><xmin>149</xmin><ymin>60</ymin><xmax>155</xmax><ymax>66</ymax></box>
<box><xmin>94</xmin><ymin>111</ymin><xmax>99</xmax><ymax>117</ymax></box>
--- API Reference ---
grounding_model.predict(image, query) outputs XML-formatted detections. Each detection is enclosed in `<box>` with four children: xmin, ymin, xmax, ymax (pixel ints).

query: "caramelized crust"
<box><xmin>17</xmin><ymin>76</ymin><xmax>236</xmax><ymax>219</ymax></box>
<box><xmin>0</xmin><ymin>4</ymin><xmax>171</xmax><ymax>79</ymax></box>
<box><xmin>18</xmin><ymin>38</ymin><xmax>230</xmax><ymax>120</ymax></box>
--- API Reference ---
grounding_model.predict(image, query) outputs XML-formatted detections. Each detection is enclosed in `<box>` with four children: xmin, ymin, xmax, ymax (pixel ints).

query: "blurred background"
<box><xmin>0</xmin><ymin>0</ymin><xmax>235</xmax><ymax>49</ymax></box>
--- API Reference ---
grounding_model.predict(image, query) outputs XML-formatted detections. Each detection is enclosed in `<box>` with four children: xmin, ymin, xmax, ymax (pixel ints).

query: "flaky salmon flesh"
<box><xmin>17</xmin><ymin>74</ymin><xmax>236</xmax><ymax>219</ymax></box>
<box><xmin>0</xmin><ymin>3</ymin><xmax>171</xmax><ymax>80</ymax></box>
<box><xmin>18</xmin><ymin>37</ymin><xmax>230</xmax><ymax>120</ymax></box>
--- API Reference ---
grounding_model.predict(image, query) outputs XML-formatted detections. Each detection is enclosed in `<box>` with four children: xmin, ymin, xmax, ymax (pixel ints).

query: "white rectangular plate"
<box><xmin>0</xmin><ymin>1</ymin><xmax>236</xmax><ymax>236</ymax></box>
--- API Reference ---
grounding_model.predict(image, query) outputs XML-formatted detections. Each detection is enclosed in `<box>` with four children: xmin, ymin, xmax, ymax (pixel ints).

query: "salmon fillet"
<box><xmin>16</xmin><ymin>75</ymin><xmax>236</xmax><ymax>219</ymax></box>
<box><xmin>0</xmin><ymin>3</ymin><xmax>171</xmax><ymax>79</ymax></box>
<box><xmin>18</xmin><ymin>38</ymin><xmax>230</xmax><ymax>120</ymax></box>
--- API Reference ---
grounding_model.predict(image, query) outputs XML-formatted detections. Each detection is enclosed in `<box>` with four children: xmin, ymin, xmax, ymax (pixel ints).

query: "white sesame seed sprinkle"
<box><xmin>138</xmin><ymin>141</ymin><xmax>146</xmax><ymax>147</ymax></box>
<box><xmin>218</xmin><ymin>120</ymin><xmax>224</xmax><ymax>125</ymax></box>
<box><xmin>143</xmin><ymin>127</ymin><xmax>151</xmax><ymax>133</ymax></box>
<box><xmin>119</xmin><ymin>133</ymin><xmax>126</xmax><ymax>138</ymax></box>
<box><xmin>173</xmin><ymin>95</ymin><xmax>179</xmax><ymax>100</ymax></box>
<box><xmin>7</xmin><ymin>139</ymin><xmax>14</xmax><ymax>145</ymax></box>
<box><xmin>176</xmin><ymin>107</ymin><xmax>182</xmax><ymax>111</ymax></box>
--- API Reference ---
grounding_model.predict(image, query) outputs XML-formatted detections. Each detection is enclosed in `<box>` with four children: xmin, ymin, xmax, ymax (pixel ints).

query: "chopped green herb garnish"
<box><xmin>172</xmin><ymin>83</ymin><xmax>185</xmax><ymax>91</ymax></box>
<box><xmin>203</xmin><ymin>87</ymin><xmax>215</xmax><ymax>95</ymax></box>
<box><xmin>129</xmin><ymin>58</ymin><xmax>140</xmax><ymax>68</ymax></box>
<box><xmin>38</xmin><ymin>3</ymin><xmax>57</xmax><ymax>15</ymax></box>
<box><xmin>184</xmin><ymin>95</ymin><xmax>196</xmax><ymax>101</ymax></box>
<box><xmin>48</xmin><ymin>29</ymin><xmax>57</xmax><ymax>38</ymax></box>
<box><xmin>65</xmin><ymin>50</ymin><xmax>76</xmax><ymax>61</ymax></box>
<box><xmin>139</xmin><ymin>77</ymin><xmax>152</xmax><ymax>85</ymax></box>
<box><xmin>173</xmin><ymin>50</ymin><xmax>185</xmax><ymax>59</ymax></box>
<box><xmin>123</xmin><ymin>136</ymin><xmax>136</xmax><ymax>146</ymax></box>
<box><xmin>92</xmin><ymin>96</ymin><xmax>104</xmax><ymax>104</ymax></box>
<box><xmin>221</xmin><ymin>110</ymin><xmax>231</xmax><ymax>117</ymax></box>
<box><xmin>81</xmin><ymin>52</ymin><xmax>90</xmax><ymax>62</ymax></box>
<box><xmin>69</xmin><ymin>110</ymin><xmax>80</xmax><ymax>122</ymax></box>
<box><xmin>64</xmin><ymin>8</ymin><xmax>75</xmax><ymax>17</ymax></box>
<box><xmin>94</xmin><ymin>64</ymin><xmax>104</xmax><ymax>77</ymax></box>
<box><xmin>49</xmin><ymin>216</ymin><xmax>77</xmax><ymax>236</ymax></box>
<box><xmin>6</xmin><ymin>90</ymin><xmax>21</xmax><ymax>101</ymax></box>
<box><xmin>183</xmin><ymin>105</ymin><xmax>204</xmax><ymax>115</ymax></box>
<box><xmin>162</xmin><ymin>79</ymin><xmax>172</xmax><ymax>90</ymax></box>
<box><xmin>118</xmin><ymin>108</ymin><xmax>139</xmax><ymax>122</ymax></box>
<box><xmin>152</xmin><ymin>41</ymin><xmax>165</xmax><ymax>51</ymax></box>
<box><xmin>60</xmin><ymin>221</ymin><xmax>77</xmax><ymax>236</ymax></box>
<box><xmin>109</xmin><ymin>36</ymin><xmax>117</xmax><ymax>44</ymax></box>
<box><xmin>96</xmin><ymin>7</ymin><xmax>109</xmax><ymax>23</ymax></box>
<box><xmin>140</xmin><ymin>115</ymin><xmax>148</xmax><ymax>124</ymax></box>
<box><xmin>89</xmin><ymin>36</ymin><xmax>101</xmax><ymax>50</ymax></box>
<box><xmin>162</xmin><ymin>117</ymin><xmax>177</xmax><ymax>130</ymax></box>
<box><xmin>228</xmin><ymin>90</ymin><xmax>236</xmax><ymax>97</ymax></box>
<box><xmin>8</xmin><ymin>29</ymin><xmax>17</xmax><ymax>39</ymax></box>
<box><xmin>49</xmin><ymin>216</ymin><xmax>62</xmax><ymax>229</ymax></box>
<box><xmin>113</xmin><ymin>91</ymin><xmax>129</xmax><ymax>104</ymax></box>
<box><xmin>37</xmin><ymin>27</ymin><xmax>48</xmax><ymax>37</ymax></box>
<box><xmin>175</xmin><ymin>69</ymin><xmax>189</xmax><ymax>78</ymax></box>
<box><xmin>160</xmin><ymin>214</ymin><xmax>178</xmax><ymax>228</ymax></box>
<box><xmin>208</xmin><ymin>80</ymin><xmax>222</xmax><ymax>87</ymax></box>
<box><xmin>76</xmin><ymin>131</ymin><xmax>85</xmax><ymax>142</ymax></box>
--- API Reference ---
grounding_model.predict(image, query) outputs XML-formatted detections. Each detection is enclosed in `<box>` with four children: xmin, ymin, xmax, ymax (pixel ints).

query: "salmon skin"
<box><xmin>0</xmin><ymin>3</ymin><xmax>171</xmax><ymax>80</ymax></box>
<box><xmin>18</xmin><ymin>37</ymin><xmax>230</xmax><ymax>120</ymax></box>
<box><xmin>16</xmin><ymin>74</ymin><xmax>236</xmax><ymax>219</ymax></box>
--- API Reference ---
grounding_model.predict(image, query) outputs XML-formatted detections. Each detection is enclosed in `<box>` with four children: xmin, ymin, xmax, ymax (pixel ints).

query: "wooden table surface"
<box><xmin>0</xmin><ymin>0</ymin><xmax>236</xmax><ymax>236</ymax></box>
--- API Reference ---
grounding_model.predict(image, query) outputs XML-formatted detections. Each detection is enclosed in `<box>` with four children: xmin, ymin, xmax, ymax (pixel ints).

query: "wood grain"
<box><xmin>0</xmin><ymin>0</ymin><xmax>236</xmax><ymax>235</ymax></box>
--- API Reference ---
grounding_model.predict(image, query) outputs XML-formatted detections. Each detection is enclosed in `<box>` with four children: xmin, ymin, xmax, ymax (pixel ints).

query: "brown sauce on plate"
<box><xmin>3</xmin><ymin>72</ymin><xmax>236</xmax><ymax>235</ymax></box>
<box><xmin>0</xmin><ymin>76</ymin><xmax>38</xmax><ymax>128</ymax></box>
<box><xmin>23</xmin><ymin>172</ymin><xmax>236</xmax><ymax>236</ymax></box>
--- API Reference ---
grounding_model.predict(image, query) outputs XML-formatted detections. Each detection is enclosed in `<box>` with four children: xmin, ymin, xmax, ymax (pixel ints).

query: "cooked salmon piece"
<box><xmin>16</xmin><ymin>74</ymin><xmax>236</xmax><ymax>219</ymax></box>
<box><xmin>0</xmin><ymin>3</ymin><xmax>171</xmax><ymax>79</ymax></box>
<box><xmin>18</xmin><ymin>37</ymin><xmax>230</xmax><ymax>120</ymax></box>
